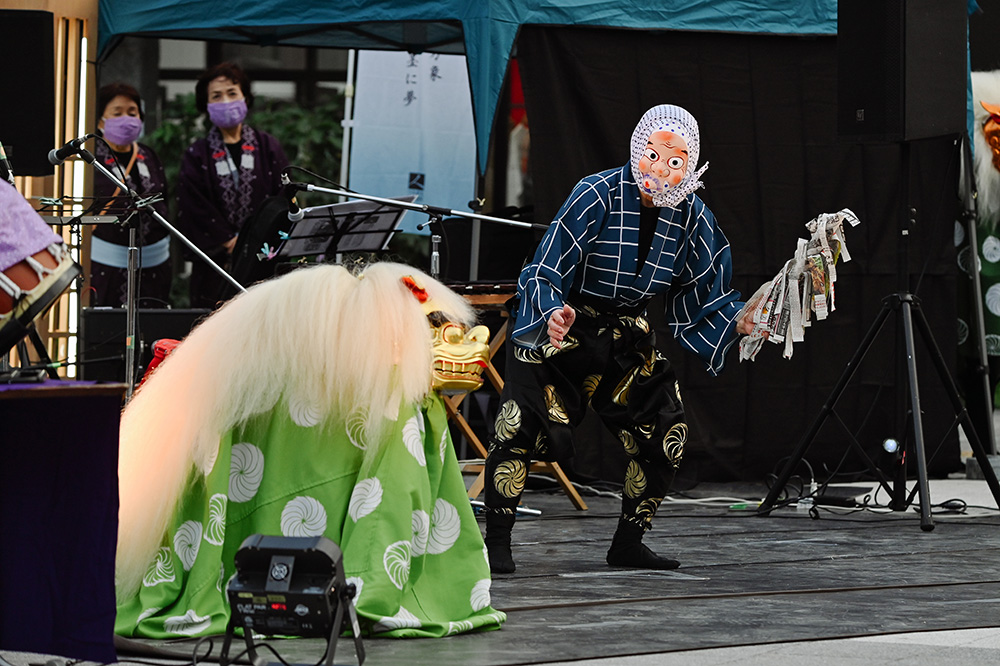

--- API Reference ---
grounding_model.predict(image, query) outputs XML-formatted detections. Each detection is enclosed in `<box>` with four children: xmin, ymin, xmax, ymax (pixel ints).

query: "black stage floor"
<box><xmin>95</xmin><ymin>478</ymin><xmax>1000</xmax><ymax>666</ymax></box>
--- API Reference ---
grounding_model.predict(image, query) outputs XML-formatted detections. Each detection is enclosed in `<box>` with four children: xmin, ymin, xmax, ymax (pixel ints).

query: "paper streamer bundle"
<box><xmin>739</xmin><ymin>208</ymin><xmax>862</xmax><ymax>361</ymax></box>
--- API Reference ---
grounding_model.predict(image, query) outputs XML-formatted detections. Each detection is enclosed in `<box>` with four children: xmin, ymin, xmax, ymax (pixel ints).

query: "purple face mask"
<box><xmin>102</xmin><ymin>115</ymin><xmax>143</xmax><ymax>146</ymax></box>
<box><xmin>207</xmin><ymin>99</ymin><xmax>248</xmax><ymax>129</ymax></box>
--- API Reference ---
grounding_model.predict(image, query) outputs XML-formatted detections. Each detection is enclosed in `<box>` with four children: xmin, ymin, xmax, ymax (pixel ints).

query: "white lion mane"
<box><xmin>115</xmin><ymin>262</ymin><xmax>475</xmax><ymax>600</ymax></box>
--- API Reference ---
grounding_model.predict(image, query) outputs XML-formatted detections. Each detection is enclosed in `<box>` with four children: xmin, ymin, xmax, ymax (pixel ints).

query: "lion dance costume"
<box><xmin>114</xmin><ymin>262</ymin><xmax>505</xmax><ymax>638</ymax></box>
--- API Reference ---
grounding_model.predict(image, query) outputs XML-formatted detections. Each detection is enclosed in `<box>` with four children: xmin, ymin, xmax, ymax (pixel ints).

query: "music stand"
<box><xmin>278</xmin><ymin>196</ymin><xmax>416</xmax><ymax>261</ymax></box>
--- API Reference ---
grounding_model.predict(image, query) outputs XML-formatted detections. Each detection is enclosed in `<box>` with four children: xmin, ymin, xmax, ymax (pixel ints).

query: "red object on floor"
<box><xmin>140</xmin><ymin>338</ymin><xmax>180</xmax><ymax>385</ymax></box>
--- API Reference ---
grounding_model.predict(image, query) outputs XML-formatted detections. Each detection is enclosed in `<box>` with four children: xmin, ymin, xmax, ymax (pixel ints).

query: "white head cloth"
<box><xmin>629</xmin><ymin>104</ymin><xmax>709</xmax><ymax>208</ymax></box>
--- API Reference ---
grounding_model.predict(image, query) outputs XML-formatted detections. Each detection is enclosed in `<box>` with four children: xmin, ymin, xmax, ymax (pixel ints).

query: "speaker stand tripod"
<box><xmin>759</xmin><ymin>141</ymin><xmax>1000</xmax><ymax>529</ymax></box>
<box><xmin>758</xmin><ymin>291</ymin><xmax>1000</xmax><ymax>529</ymax></box>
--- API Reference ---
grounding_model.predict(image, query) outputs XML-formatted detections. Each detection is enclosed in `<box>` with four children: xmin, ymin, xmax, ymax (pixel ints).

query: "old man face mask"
<box><xmin>630</xmin><ymin>104</ymin><xmax>709</xmax><ymax>208</ymax></box>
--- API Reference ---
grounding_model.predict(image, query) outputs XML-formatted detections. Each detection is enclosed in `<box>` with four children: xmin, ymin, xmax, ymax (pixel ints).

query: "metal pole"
<box><xmin>339</xmin><ymin>49</ymin><xmax>356</xmax><ymax>201</ymax></box>
<box><xmin>125</xmin><ymin>226</ymin><xmax>138</xmax><ymax>399</ymax></box>
<box><xmin>300</xmin><ymin>183</ymin><xmax>546</xmax><ymax>231</ymax></box>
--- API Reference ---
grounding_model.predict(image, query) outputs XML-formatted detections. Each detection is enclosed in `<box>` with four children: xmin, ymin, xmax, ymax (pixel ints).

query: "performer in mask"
<box><xmin>483</xmin><ymin>104</ymin><xmax>757</xmax><ymax>574</ymax></box>
<box><xmin>113</xmin><ymin>262</ymin><xmax>505</xmax><ymax>639</ymax></box>
<box><xmin>176</xmin><ymin>62</ymin><xmax>288</xmax><ymax>308</ymax></box>
<box><xmin>90</xmin><ymin>83</ymin><xmax>172</xmax><ymax>308</ymax></box>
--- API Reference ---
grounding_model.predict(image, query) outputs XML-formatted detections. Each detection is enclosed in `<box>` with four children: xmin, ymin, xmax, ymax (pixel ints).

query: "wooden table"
<box><xmin>445</xmin><ymin>287</ymin><xmax>587</xmax><ymax>510</ymax></box>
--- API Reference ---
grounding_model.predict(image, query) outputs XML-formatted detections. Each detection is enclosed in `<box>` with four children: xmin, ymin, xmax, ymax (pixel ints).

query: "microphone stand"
<box><xmin>290</xmin><ymin>182</ymin><xmax>546</xmax><ymax>280</ymax></box>
<box><xmin>77</xmin><ymin>148</ymin><xmax>247</xmax><ymax>399</ymax></box>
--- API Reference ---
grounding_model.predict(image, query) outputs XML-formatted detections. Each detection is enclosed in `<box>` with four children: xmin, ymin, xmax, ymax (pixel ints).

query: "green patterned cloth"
<box><xmin>115</xmin><ymin>394</ymin><xmax>505</xmax><ymax>638</ymax></box>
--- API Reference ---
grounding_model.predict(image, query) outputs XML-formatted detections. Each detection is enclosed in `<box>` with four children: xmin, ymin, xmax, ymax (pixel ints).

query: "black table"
<box><xmin>0</xmin><ymin>381</ymin><xmax>126</xmax><ymax>663</ymax></box>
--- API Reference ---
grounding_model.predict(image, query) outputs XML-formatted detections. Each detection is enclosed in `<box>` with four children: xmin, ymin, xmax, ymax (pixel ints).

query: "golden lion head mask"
<box><xmin>402</xmin><ymin>275</ymin><xmax>491</xmax><ymax>394</ymax></box>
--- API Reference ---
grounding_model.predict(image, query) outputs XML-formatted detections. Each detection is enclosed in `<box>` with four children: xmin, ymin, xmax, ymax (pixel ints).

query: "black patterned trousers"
<box><xmin>484</xmin><ymin>301</ymin><xmax>687</xmax><ymax>530</ymax></box>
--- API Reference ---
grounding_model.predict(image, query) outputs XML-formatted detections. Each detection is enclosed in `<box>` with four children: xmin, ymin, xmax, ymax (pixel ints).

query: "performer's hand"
<box><xmin>223</xmin><ymin>235</ymin><xmax>238</xmax><ymax>254</ymax></box>
<box><xmin>736</xmin><ymin>309</ymin><xmax>756</xmax><ymax>336</ymax></box>
<box><xmin>735</xmin><ymin>293</ymin><xmax>768</xmax><ymax>338</ymax></box>
<box><xmin>548</xmin><ymin>304</ymin><xmax>576</xmax><ymax>348</ymax></box>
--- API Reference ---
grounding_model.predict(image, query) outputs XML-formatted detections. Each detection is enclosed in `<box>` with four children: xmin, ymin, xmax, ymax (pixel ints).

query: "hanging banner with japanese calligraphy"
<box><xmin>349</xmin><ymin>50</ymin><xmax>476</xmax><ymax>235</ymax></box>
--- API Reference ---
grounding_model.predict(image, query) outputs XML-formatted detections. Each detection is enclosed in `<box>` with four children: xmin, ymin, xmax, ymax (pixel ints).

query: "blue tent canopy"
<box><xmin>97</xmin><ymin>0</ymin><xmax>840</xmax><ymax>173</ymax></box>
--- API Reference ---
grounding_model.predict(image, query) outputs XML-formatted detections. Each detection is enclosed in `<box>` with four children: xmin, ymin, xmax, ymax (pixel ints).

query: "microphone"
<box><xmin>48</xmin><ymin>134</ymin><xmax>96</xmax><ymax>165</ymax></box>
<box><xmin>0</xmin><ymin>138</ymin><xmax>14</xmax><ymax>185</ymax></box>
<box><xmin>282</xmin><ymin>175</ymin><xmax>304</xmax><ymax>222</ymax></box>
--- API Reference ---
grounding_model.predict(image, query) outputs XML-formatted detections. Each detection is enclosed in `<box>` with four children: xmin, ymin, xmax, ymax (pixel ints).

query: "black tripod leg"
<box><xmin>759</xmin><ymin>302</ymin><xmax>893</xmax><ymax>514</ymax></box>
<box><xmin>219</xmin><ymin>616</ymin><xmax>237</xmax><ymax>666</ymax></box>
<box><xmin>899</xmin><ymin>300</ymin><xmax>934</xmax><ymax>531</ymax></box>
<box><xmin>323</xmin><ymin>602</ymin><xmax>344</xmax><ymax>666</ymax></box>
<box><xmin>912</xmin><ymin>302</ymin><xmax>1000</xmax><ymax>508</ymax></box>
<box><xmin>26</xmin><ymin>324</ymin><xmax>59</xmax><ymax>379</ymax></box>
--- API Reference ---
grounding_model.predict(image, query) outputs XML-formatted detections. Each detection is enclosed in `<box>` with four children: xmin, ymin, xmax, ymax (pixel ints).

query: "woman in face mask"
<box><xmin>90</xmin><ymin>82</ymin><xmax>172</xmax><ymax>308</ymax></box>
<box><xmin>175</xmin><ymin>61</ymin><xmax>289</xmax><ymax>309</ymax></box>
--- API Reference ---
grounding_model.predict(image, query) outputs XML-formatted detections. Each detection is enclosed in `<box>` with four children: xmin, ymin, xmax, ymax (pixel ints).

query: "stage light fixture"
<box><xmin>220</xmin><ymin>534</ymin><xmax>365</xmax><ymax>666</ymax></box>
<box><xmin>882</xmin><ymin>438</ymin><xmax>900</xmax><ymax>454</ymax></box>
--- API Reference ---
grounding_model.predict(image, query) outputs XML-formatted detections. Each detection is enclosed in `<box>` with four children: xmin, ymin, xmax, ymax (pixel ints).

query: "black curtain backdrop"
<box><xmin>515</xmin><ymin>25</ymin><xmax>964</xmax><ymax>484</ymax></box>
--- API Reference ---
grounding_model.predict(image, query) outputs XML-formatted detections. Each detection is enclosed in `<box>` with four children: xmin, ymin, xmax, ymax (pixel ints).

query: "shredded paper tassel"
<box><xmin>738</xmin><ymin>208</ymin><xmax>862</xmax><ymax>362</ymax></box>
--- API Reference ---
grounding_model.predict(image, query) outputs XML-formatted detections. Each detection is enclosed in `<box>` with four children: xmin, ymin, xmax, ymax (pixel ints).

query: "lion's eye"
<box><xmin>442</xmin><ymin>324</ymin><xmax>465</xmax><ymax>343</ymax></box>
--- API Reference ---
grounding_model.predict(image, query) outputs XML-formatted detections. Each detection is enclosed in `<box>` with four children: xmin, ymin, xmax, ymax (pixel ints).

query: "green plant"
<box><xmin>145</xmin><ymin>92</ymin><xmax>203</xmax><ymax>222</ymax></box>
<box><xmin>252</xmin><ymin>95</ymin><xmax>345</xmax><ymax>202</ymax></box>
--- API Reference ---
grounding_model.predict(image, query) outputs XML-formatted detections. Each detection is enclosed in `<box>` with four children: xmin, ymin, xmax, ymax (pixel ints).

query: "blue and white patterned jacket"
<box><xmin>512</xmin><ymin>164</ymin><xmax>744</xmax><ymax>376</ymax></box>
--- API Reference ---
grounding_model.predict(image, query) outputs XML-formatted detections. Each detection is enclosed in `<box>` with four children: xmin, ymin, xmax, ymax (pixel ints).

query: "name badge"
<box><xmin>137</xmin><ymin>161</ymin><xmax>150</xmax><ymax>180</ymax></box>
<box><xmin>240</xmin><ymin>153</ymin><xmax>255</xmax><ymax>171</ymax></box>
<box><xmin>215</xmin><ymin>160</ymin><xmax>232</xmax><ymax>177</ymax></box>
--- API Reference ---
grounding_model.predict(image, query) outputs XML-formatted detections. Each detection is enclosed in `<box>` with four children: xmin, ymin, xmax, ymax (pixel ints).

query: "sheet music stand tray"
<box><xmin>278</xmin><ymin>196</ymin><xmax>417</xmax><ymax>260</ymax></box>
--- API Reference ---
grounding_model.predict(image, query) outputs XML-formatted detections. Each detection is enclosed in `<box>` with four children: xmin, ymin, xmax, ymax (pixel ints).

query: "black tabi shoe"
<box><xmin>606</xmin><ymin>519</ymin><xmax>680</xmax><ymax>570</ymax></box>
<box><xmin>484</xmin><ymin>511</ymin><xmax>516</xmax><ymax>574</ymax></box>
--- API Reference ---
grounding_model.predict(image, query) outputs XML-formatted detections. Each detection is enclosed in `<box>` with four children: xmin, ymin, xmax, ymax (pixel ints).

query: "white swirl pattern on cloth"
<box><xmin>986</xmin><ymin>283</ymin><xmax>1000</xmax><ymax>316</ymax></box>
<box><xmin>229</xmin><ymin>442</ymin><xmax>265</xmax><ymax>502</ymax></box>
<box><xmin>142</xmin><ymin>547</ymin><xmax>176</xmax><ymax>587</ymax></box>
<box><xmin>373</xmin><ymin>606</ymin><xmax>421</xmax><ymax>632</ymax></box>
<box><xmin>173</xmin><ymin>521</ymin><xmax>202</xmax><ymax>571</ymax></box>
<box><xmin>280</xmin><ymin>496</ymin><xmax>328</xmax><ymax>537</ymax></box>
<box><xmin>401</xmin><ymin>413</ymin><xmax>427</xmax><ymax>466</ymax></box>
<box><xmin>984</xmin><ymin>236</ymin><xmax>1000</xmax><ymax>263</ymax></box>
<box><xmin>411</xmin><ymin>509</ymin><xmax>430</xmax><ymax>556</ymax></box>
<box><xmin>346</xmin><ymin>410</ymin><xmax>368</xmax><ymax>450</ymax></box>
<box><xmin>447</xmin><ymin>620</ymin><xmax>474</xmax><ymax>635</ymax></box>
<box><xmin>288</xmin><ymin>397</ymin><xmax>323</xmax><ymax>427</ymax></box>
<box><xmin>204</xmin><ymin>493</ymin><xmax>228</xmax><ymax>545</ymax></box>
<box><xmin>383</xmin><ymin>540</ymin><xmax>412</xmax><ymax>590</ymax></box>
<box><xmin>470</xmin><ymin>578</ymin><xmax>492</xmax><ymax>611</ymax></box>
<box><xmin>163</xmin><ymin>609</ymin><xmax>213</xmax><ymax>636</ymax></box>
<box><xmin>427</xmin><ymin>499</ymin><xmax>461</xmax><ymax>555</ymax></box>
<box><xmin>348</xmin><ymin>477</ymin><xmax>383</xmax><ymax>521</ymax></box>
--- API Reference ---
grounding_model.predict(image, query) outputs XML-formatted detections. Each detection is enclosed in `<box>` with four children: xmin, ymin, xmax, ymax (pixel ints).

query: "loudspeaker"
<box><xmin>837</xmin><ymin>0</ymin><xmax>967</xmax><ymax>142</ymax></box>
<box><xmin>0</xmin><ymin>10</ymin><xmax>55</xmax><ymax>176</ymax></box>
<box><xmin>80</xmin><ymin>308</ymin><xmax>210</xmax><ymax>381</ymax></box>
